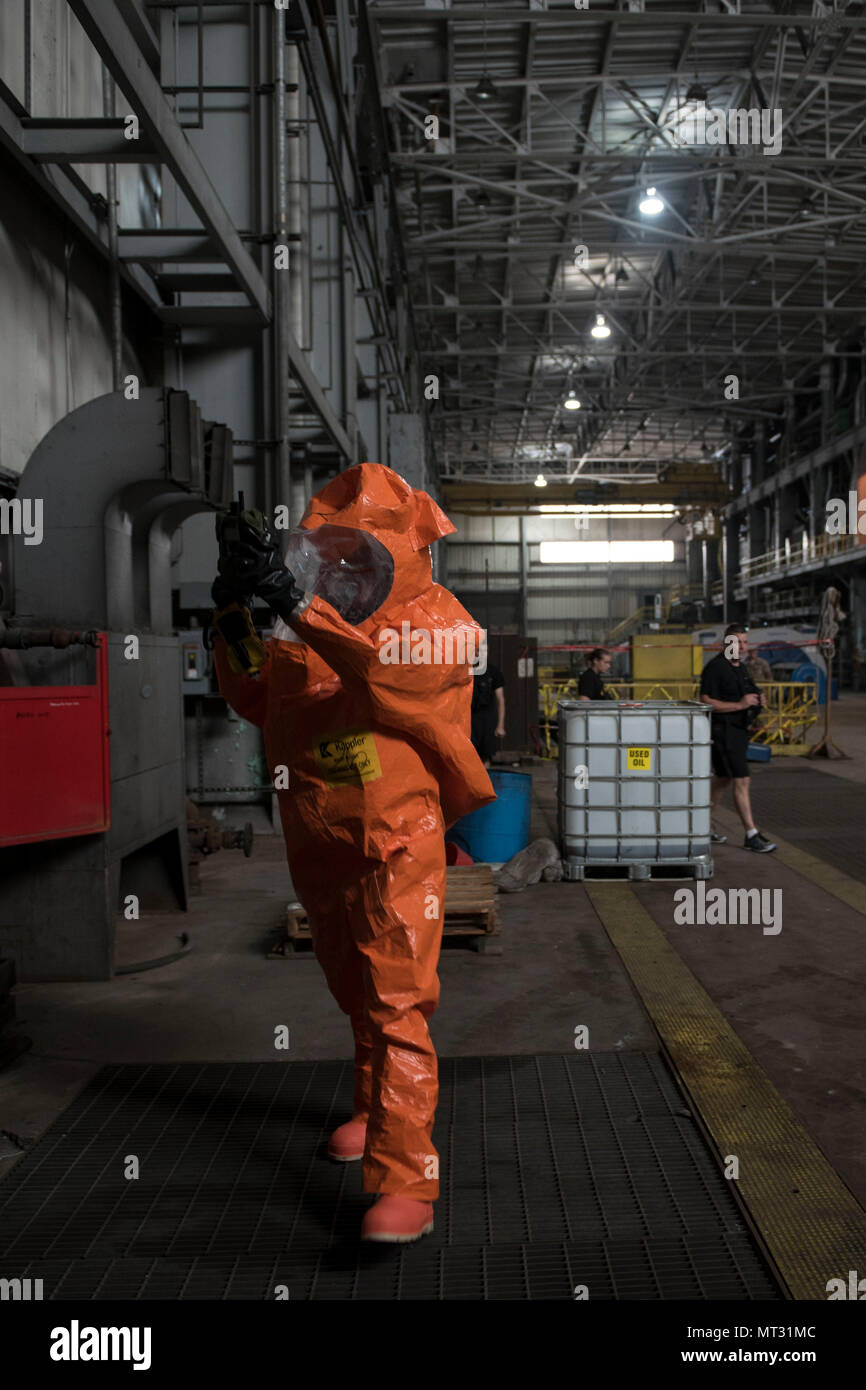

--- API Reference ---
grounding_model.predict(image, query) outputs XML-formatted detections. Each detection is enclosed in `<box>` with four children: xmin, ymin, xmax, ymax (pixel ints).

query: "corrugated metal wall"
<box><xmin>445</xmin><ymin>510</ymin><xmax>687</xmax><ymax>646</ymax></box>
<box><xmin>0</xmin><ymin>1</ymin><xmax>155</xmax><ymax>477</ymax></box>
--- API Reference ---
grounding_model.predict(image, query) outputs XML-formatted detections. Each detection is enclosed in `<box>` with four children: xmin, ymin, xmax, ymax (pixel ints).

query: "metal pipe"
<box><xmin>24</xmin><ymin>0</ymin><xmax>32</xmax><ymax>110</ymax></box>
<box><xmin>101</xmin><ymin>65</ymin><xmax>122</xmax><ymax>391</ymax></box>
<box><xmin>273</xmin><ymin>5</ymin><xmax>290</xmax><ymax>520</ymax></box>
<box><xmin>518</xmin><ymin>514</ymin><xmax>528</xmax><ymax>632</ymax></box>
<box><xmin>198</xmin><ymin>0</ymin><xmax>204</xmax><ymax>128</ymax></box>
<box><xmin>701</xmin><ymin>538</ymin><xmax>709</xmax><ymax>611</ymax></box>
<box><xmin>0</xmin><ymin>627</ymin><xmax>99</xmax><ymax>649</ymax></box>
<box><xmin>303</xmin><ymin>68</ymin><xmax>313</xmax><ymax>352</ymax></box>
<box><xmin>298</xmin><ymin>17</ymin><xmax>406</xmax><ymax>412</ymax></box>
<box><xmin>286</xmin><ymin>42</ymin><xmax>304</xmax><ymax>346</ymax></box>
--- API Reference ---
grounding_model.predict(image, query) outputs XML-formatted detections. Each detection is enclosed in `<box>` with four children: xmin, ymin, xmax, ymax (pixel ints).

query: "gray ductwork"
<box><xmin>13</xmin><ymin>387</ymin><xmax>231</xmax><ymax>631</ymax></box>
<box><xmin>0</xmin><ymin>388</ymin><xmax>233</xmax><ymax>982</ymax></box>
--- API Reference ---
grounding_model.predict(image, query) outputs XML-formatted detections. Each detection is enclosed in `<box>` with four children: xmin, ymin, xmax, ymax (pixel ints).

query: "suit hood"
<box><xmin>291</xmin><ymin>462</ymin><xmax>455</xmax><ymax>620</ymax></box>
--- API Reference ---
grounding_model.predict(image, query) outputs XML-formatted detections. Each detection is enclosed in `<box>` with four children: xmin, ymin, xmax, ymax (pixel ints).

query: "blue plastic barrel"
<box><xmin>446</xmin><ymin>769</ymin><xmax>532</xmax><ymax>863</ymax></box>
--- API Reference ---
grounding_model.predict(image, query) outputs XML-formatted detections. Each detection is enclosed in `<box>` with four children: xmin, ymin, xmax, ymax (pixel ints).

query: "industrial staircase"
<box><xmin>606</xmin><ymin>585</ymin><xmax>705</xmax><ymax>644</ymax></box>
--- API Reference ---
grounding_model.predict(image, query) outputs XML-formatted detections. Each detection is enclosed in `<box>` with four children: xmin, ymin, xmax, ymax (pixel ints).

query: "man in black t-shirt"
<box><xmin>700</xmin><ymin>623</ymin><xmax>776</xmax><ymax>853</ymax></box>
<box><xmin>471</xmin><ymin>655</ymin><xmax>506</xmax><ymax>767</ymax></box>
<box><xmin>578</xmin><ymin>647</ymin><xmax>613</xmax><ymax>700</ymax></box>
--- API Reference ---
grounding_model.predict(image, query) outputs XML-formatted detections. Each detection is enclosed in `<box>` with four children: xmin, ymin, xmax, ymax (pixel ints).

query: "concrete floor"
<box><xmin>800</xmin><ymin>689</ymin><xmax>866</xmax><ymax>781</ymax></box>
<box><xmin>2</xmin><ymin>704</ymin><xmax>864</xmax><ymax>1218</ymax></box>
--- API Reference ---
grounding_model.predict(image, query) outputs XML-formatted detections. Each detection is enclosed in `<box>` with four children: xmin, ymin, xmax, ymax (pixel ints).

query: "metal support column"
<box><xmin>273</xmin><ymin>6</ymin><xmax>291</xmax><ymax>515</ymax></box>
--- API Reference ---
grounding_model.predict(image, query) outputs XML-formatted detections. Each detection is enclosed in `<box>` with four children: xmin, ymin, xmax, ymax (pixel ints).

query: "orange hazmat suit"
<box><xmin>213</xmin><ymin>463</ymin><xmax>494</xmax><ymax>1201</ymax></box>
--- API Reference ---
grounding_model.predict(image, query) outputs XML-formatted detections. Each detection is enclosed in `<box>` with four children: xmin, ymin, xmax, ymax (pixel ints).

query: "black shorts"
<box><xmin>471</xmin><ymin>725</ymin><xmax>499</xmax><ymax>762</ymax></box>
<box><xmin>711</xmin><ymin>723</ymin><xmax>750</xmax><ymax>779</ymax></box>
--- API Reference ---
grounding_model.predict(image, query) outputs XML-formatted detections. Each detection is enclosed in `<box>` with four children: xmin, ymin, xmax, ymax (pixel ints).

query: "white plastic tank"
<box><xmin>558</xmin><ymin>700</ymin><xmax>713</xmax><ymax>878</ymax></box>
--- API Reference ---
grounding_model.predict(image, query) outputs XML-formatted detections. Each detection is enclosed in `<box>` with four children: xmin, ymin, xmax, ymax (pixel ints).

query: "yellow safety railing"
<box><xmin>751</xmin><ymin>681</ymin><xmax>819</xmax><ymax>747</ymax></box>
<box><xmin>606</xmin><ymin>606</ymin><xmax>651</xmax><ymax>644</ymax></box>
<box><xmin>537</xmin><ymin>681</ymin><xmax>819</xmax><ymax>758</ymax></box>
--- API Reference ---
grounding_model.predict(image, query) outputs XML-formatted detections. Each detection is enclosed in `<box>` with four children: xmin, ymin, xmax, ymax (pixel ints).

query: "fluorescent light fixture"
<box><xmin>590</xmin><ymin>314</ymin><xmax>611</xmax><ymax>339</ymax></box>
<box><xmin>639</xmin><ymin>186</ymin><xmax>664</xmax><ymax>216</ymax></box>
<box><xmin>534</xmin><ymin>473</ymin><xmax>547</xmax><ymax>488</ymax></box>
<box><xmin>539</xmin><ymin>540</ymin><xmax>675</xmax><ymax>564</ymax></box>
<box><xmin>563</xmin><ymin>392</ymin><xmax>581</xmax><ymax>410</ymax></box>
<box><xmin>536</xmin><ymin>503</ymin><xmax>677</xmax><ymax>515</ymax></box>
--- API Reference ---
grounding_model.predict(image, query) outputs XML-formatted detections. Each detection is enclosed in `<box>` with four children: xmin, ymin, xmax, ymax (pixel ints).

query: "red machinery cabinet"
<box><xmin>0</xmin><ymin>633</ymin><xmax>110</xmax><ymax>847</ymax></box>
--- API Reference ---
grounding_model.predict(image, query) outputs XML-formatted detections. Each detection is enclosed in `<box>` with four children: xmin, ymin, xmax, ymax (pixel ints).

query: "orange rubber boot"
<box><xmin>327</xmin><ymin>1118</ymin><xmax>367</xmax><ymax>1162</ymax></box>
<box><xmin>360</xmin><ymin>1196</ymin><xmax>434</xmax><ymax>1244</ymax></box>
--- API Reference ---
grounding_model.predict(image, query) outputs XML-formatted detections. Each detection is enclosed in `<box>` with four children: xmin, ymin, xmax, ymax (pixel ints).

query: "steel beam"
<box><xmin>19</xmin><ymin>118</ymin><xmax>159</xmax><ymax>162</ymax></box>
<box><xmin>115</xmin><ymin>0</ymin><xmax>162</xmax><ymax>73</ymax></box>
<box><xmin>414</xmin><ymin>301</ymin><xmax>866</xmax><ymax>316</ymax></box>
<box><xmin>118</xmin><ymin>231</ymin><xmax>218</xmax><ymax>261</ymax></box>
<box><xmin>67</xmin><ymin>0</ymin><xmax>270</xmax><ymax>323</ymax></box>
<box><xmin>159</xmin><ymin>306</ymin><xmax>265</xmax><ymax>326</ymax></box>
<box><xmin>370</xmin><ymin>5</ymin><xmax>866</xmax><ymax>25</ymax></box>
<box><xmin>287</xmin><ymin>327</ymin><xmax>354</xmax><ymax>463</ymax></box>
<box><xmin>723</xmin><ymin>421</ymin><xmax>866</xmax><ymax>515</ymax></box>
<box><xmin>0</xmin><ymin>87</ymin><xmax>161</xmax><ymax>311</ymax></box>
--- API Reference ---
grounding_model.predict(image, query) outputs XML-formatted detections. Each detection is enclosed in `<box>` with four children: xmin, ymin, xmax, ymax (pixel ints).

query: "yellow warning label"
<box><xmin>313</xmin><ymin>731</ymin><xmax>382</xmax><ymax>786</ymax></box>
<box><xmin>627</xmin><ymin>746</ymin><xmax>653</xmax><ymax>771</ymax></box>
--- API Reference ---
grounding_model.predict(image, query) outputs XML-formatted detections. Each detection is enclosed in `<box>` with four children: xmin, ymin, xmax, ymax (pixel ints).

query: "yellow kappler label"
<box><xmin>313</xmin><ymin>731</ymin><xmax>382</xmax><ymax>785</ymax></box>
<box><xmin>627</xmin><ymin>746</ymin><xmax>652</xmax><ymax>771</ymax></box>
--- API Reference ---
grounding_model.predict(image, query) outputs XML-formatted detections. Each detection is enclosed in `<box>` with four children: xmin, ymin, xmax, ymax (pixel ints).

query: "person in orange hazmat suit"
<box><xmin>211</xmin><ymin>462</ymin><xmax>494</xmax><ymax>1243</ymax></box>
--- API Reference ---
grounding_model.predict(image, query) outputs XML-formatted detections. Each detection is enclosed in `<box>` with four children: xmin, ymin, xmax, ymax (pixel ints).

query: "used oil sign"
<box><xmin>627</xmin><ymin>746</ymin><xmax>652</xmax><ymax>771</ymax></box>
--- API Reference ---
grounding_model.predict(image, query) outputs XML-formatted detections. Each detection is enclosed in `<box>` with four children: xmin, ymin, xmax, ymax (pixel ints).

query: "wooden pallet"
<box><xmin>443</xmin><ymin>865</ymin><xmax>501</xmax><ymax>950</ymax></box>
<box><xmin>268</xmin><ymin>867</ymin><xmax>502</xmax><ymax>957</ymax></box>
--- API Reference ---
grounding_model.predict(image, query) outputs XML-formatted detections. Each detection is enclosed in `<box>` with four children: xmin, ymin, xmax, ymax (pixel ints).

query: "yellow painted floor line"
<box><xmin>587</xmin><ymin>882</ymin><xmax>866</xmax><ymax>1302</ymax></box>
<box><xmin>713</xmin><ymin>806</ymin><xmax>866</xmax><ymax>918</ymax></box>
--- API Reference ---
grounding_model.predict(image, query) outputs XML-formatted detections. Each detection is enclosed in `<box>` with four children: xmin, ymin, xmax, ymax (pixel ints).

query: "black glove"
<box><xmin>212</xmin><ymin>506</ymin><xmax>280</xmax><ymax>610</ymax></box>
<box><xmin>252</xmin><ymin>549</ymin><xmax>305</xmax><ymax>622</ymax></box>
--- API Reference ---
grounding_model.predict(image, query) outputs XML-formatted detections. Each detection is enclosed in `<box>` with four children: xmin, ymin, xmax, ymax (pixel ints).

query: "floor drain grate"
<box><xmin>0</xmin><ymin>1054</ymin><xmax>782</xmax><ymax>1300</ymax></box>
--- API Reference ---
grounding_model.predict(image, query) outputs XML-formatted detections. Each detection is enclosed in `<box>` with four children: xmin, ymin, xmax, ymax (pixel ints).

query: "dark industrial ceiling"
<box><xmin>367</xmin><ymin>0</ymin><xmax>866</xmax><ymax>487</ymax></box>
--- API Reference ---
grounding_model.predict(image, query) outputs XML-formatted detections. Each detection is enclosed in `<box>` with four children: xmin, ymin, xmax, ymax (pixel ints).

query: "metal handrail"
<box><xmin>606</xmin><ymin>605</ymin><xmax>651</xmax><ymax>643</ymax></box>
<box><xmin>741</xmin><ymin>531</ymin><xmax>861</xmax><ymax>581</ymax></box>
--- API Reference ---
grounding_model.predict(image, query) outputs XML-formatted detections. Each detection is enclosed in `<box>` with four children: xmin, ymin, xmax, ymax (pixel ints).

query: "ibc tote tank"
<box><xmin>558</xmin><ymin>700</ymin><xmax>713</xmax><ymax>880</ymax></box>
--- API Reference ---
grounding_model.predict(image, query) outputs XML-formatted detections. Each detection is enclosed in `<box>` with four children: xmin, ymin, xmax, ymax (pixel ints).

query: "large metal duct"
<box><xmin>0</xmin><ymin>388</ymin><xmax>233</xmax><ymax>982</ymax></box>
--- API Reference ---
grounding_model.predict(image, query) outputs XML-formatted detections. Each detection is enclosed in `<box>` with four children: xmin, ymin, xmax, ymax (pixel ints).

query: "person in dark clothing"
<box><xmin>700</xmin><ymin>623</ymin><xmax>776</xmax><ymax>853</ymax></box>
<box><xmin>471</xmin><ymin>658</ymin><xmax>505</xmax><ymax>767</ymax></box>
<box><xmin>578</xmin><ymin>647</ymin><xmax>613</xmax><ymax>700</ymax></box>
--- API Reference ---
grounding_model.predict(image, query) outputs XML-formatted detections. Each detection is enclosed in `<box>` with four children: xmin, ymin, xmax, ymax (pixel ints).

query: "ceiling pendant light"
<box><xmin>474</xmin><ymin>0</ymin><xmax>497</xmax><ymax>101</ymax></box>
<box><xmin>564</xmin><ymin>391</ymin><xmax>581</xmax><ymax>411</ymax></box>
<box><xmin>473</xmin><ymin>74</ymin><xmax>497</xmax><ymax>101</ymax></box>
<box><xmin>534</xmin><ymin>473</ymin><xmax>547</xmax><ymax>488</ymax></box>
<box><xmin>590</xmin><ymin>314</ymin><xmax>611</xmax><ymax>340</ymax></box>
<box><xmin>639</xmin><ymin>186</ymin><xmax>664</xmax><ymax>216</ymax></box>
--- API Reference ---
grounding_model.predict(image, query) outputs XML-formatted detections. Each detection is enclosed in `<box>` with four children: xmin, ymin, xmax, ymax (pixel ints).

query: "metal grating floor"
<box><xmin>749</xmin><ymin>764</ymin><xmax>866</xmax><ymax>883</ymax></box>
<box><xmin>0</xmin><ymin>1054</ymin><xmax>782</xmax><ymax>1300</ymax></box>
